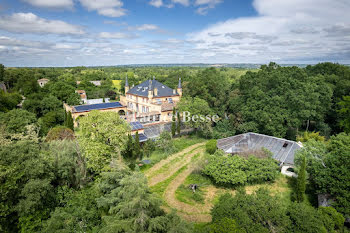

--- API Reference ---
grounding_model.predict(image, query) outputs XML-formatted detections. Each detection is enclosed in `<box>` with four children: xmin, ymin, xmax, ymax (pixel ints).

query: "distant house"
<box><xmin>120</xmin><ymin>76</ymin><xmax>182</xmax><ymax>124</ymax></box>
<box><xmin>76</xmin><ymin>80</ymin><xmax>101</xmax><ymax>86</ymax></box>
<box><xmin>38</xmin><ymin>78</ymin><xmax>49</xmax><ymax>87</ymax></box>
<box><xmin>75</xmin><ymin>90</ymin><xmax>87</xmax><ymax>103</ymax></box>
<box><xmin>217</xmin><ymin>132</ymin><xmax>302</xmax><ymax>167</ymax></box>
<box><xmin>0</xmin><ymin>82</ymin><xmax>6</xmax><ymax>92</ymax></box>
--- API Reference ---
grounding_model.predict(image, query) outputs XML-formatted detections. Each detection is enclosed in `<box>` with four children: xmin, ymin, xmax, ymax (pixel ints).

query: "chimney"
<box><xmin>125</xmin><ymin>75</ymin><xmax>129</xmax><ymax>94</ymax></box>
<box><xmin>148</xmin><ymin>80</ymin><xmax>153</xmax><ymax>99</ymax></box>
<box><xmin>177</xmin><ymin>77</ymin><xmax>182</xmax><ymax>96</ymax></box>
<box><xmin>154</xmin><ymin>87</ymin><xmax>158</xmax><ymax>96</ymax></box>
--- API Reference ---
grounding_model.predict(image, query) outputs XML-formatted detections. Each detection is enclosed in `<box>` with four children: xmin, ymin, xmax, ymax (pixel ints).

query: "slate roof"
<box><xmin>127</xmin><ymin>79</ymin><xmax>179</xmax><ymax>97</ymax></box>
<box><xmin>73</xmin><ymin>102</ymin><xmax>124</xmax><ymax>113</ymax></box>
<box><xmin>217</xmin><ymin>132</ymin><xmax>302</xmax><ymax>165</ymax></box>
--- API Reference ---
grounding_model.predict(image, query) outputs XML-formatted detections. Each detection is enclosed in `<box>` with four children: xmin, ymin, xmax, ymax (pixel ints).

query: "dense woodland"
<box><xmin>0</xmin><ymin>62</ymin><xmax>349</xmax><ymax>232</ymax></box>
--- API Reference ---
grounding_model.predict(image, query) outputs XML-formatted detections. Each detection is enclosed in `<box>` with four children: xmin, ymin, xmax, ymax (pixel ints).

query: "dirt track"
<box><xmin>146</xmin><ymin>142</ymin><xmax>219</xmax><ymax>222</ymax></box>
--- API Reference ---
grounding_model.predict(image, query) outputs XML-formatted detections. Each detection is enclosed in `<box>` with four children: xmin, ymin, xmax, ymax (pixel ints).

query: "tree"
<box><xmin>0</xmin><ymin>64</ymin><xmax>4</xmax><ymax>82</ymax></box>
<box><xmin>287</xmin><ymin>202</ymin><xmax>327</xmax><ymax>233</ymax></box>
<box><xmin>177</xmin><ymin>111</ymin><xmax>181</xmax><ymax>135</ymax></box>
<box><xmin>229</xmin><ymin>63</ymin><xmax>333</xmax><ymax>138</ymax></box>
<box><xmin>0</xmin><ymin>109</ymin><xmax>37</xmax><ymax>133</ymax></box>
<box><xmin>45</xmin><ymin>126</ymin><xmax>74</xmax><ymax>141</ymax></box>
<box><xmin>0</xmin><ymin>90</ymin><xmax>22</xmax><ymax>112</ymax></box>
<box><xmin>186</xmin><ymin>67</ymin><xmax>230</xmax><ymax>116</ymax></box>
<box><xmin>211</xmin><ymin>189</ymin><xmax>290</xmax><ymax>233</ymax></box>
<box><xmin>0</xmin><ymin>140</ymin><xmax>56</xmax><ymax>232</ymax></box>
<box><xmin>77</xmin><ymin>111</ymin><xmax>130</xmax><ymax>174</ymax></box>
<box><xmin>338</xmin><ymin>96</ymin><xmax>350</xmax><ymax>133</ymax></box>
<box><xmin>42</xmin><ymin>187</ymin><xmax>101</xmax><ymax>233</ymax></box>
<box><xmin>157</xmin><ymin>131</ymin><xmax>175</xmax><ymax>154</ymax></box>
<box><xmin>134</xmin><ymin>131</ymin><xmax>142</xmax><ymax>160</ymax></box>
<box><xmin>208</xmin><ymin>218</ymin><xmax>244</xmax><ymax>233</ymax></box>
<box><xmin>296</xmin><ymin>131</ymin><xmax>325</xmax><ymax>143</ymax></box>
<box><xmin>64</xmin><ymin>111</ymin><xmax>74</xmax><ymax>130</ymax></box>
<box><xmin>39</xmin><ymin>110</ymin><xmax>65</xmax><ymax>136</ymax></box>
<box><xmin>97</xmin><ymin>170</ymin><xmax>190</xmax><ymax>233</ymax></box>
<box><xmin>295</xmin><ymin>133</ymin><xmax>350</xmax><ymax>217</ymax></box>
<box><xmin>47</xmin><ymin>81</ymin><xmax>80</xmax><ymax>105</ymax></box>
<box><xmin>177</xmin><ymin>96</ymin><xmax>214</xmax><ymax>130</ymax></box>
<box><xmin>296</xmin><ymin>156</ymin><xmax>306</xmax><ymax>202</ymax></box>
<box><xmin>123</xmin><ymin>134</ymin><xmax>134</xmax><ymax>160</ymax></box>
<box><xmin>171</xmin><ymin>108</ymin><xmax>176</xmax><ymax>136</ymax></box>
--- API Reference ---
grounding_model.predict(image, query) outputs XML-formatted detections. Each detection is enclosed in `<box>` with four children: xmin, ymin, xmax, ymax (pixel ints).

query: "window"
<box><xmin>168</xmin><ymin>98</ymin><xmax>173</xmax><ymax>103</ymax></box>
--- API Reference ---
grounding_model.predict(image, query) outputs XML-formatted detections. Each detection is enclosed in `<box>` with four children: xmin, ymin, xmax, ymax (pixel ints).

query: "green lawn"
<box><xmin>175</xmin><ymin>172</ymin><xmax>213</xmax><ymax>205</ymax></box>
<box><xmin>140</xmin><ymin>135</ymin><xmax>205</xmax><ymax>172</ymax></box>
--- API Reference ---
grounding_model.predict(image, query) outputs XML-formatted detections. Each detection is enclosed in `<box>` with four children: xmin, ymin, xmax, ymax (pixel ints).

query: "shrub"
<box><xmin>45</xmin><ymin>126</ymin><xmax>74</xmax><ymax>141</ymax></box>
<box><xmin>203</xmin><ymin>155</ymin><xmax>279</xmax><ymax>186</ymax></box>
<box><xmin>206</xmin><ymin>139</ymin><xmax>217</xmax><ymax>154</ymax></box>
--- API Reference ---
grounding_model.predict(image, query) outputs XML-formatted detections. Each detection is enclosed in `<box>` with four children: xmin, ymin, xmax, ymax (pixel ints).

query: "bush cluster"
<box><xmin>205</xmin><ymin>139</ymin><xmax>217</xmax><ymax>154</ymax></box>
<box><xmin>203</xmin><ymin>152</ymin><xmax>279</xmax><ymax>186</ymax></box>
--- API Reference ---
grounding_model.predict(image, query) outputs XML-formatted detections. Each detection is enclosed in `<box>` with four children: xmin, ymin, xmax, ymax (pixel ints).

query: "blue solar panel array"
<box><xmin>74</xmin><ymin>102</ymin><xmax>123</xmax><ymax>112</ymax></box>
<box><xmin>130</xmin><ymin>121</ymin><xmax>143</xmax><ymax>131</ymax></box>
<box><xmin>133</xmin><ymin>133</ymin><xmax>148</xmax><ymax>142</ymax></box>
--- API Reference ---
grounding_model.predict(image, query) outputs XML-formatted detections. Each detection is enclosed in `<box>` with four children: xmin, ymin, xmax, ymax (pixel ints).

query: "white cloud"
<box><xmin>149</xmin><ymin>0</ymin><xmax>163</xmax><ymax>7</ymax></box>
<box><xmin>0</xmin><ymin>13</ymin><xmax>85</xmax><ymax>35</ymax></box>
<box><xmin>99</xmin><ymin>32</ymin><xmax>138</xmax><ymax>39</ymax></box>
<box><xmin>21</xmin><ymin>0</ymin><xmax>74</xmax><ymax>9</ymax></box>
<box><xmin>149</xmin><ymin>0</ymin><xmax>220</xmax><ymax>14</ymax></box>
<box><xmin>172</xmin><ymin>0</ymin><xmax>190</xmax><ymax>7</ymax></box>
<box><xmin>134</xmin><ymin>24</ymin><xmax>159</xmax><ymax>31</ymax></box>
<box><xmin>188</xmin><ymin>0</ymin><xmax>350</xmax><ymax>63</ymax></box>
<box><xmin>79</xmin><ymin>0</ymin><xmax>126</xmax><ymax>17</ymax></box>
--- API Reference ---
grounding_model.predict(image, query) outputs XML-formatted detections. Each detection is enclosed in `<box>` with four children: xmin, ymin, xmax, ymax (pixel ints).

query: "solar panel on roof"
<box><xmin>74</xmin><ymin>102</ymin><xmax>123</xmax><ymax>112</ymax></box>
<box><xmin>129</xmin><ymin>121</ymin><xmax>143</xmax><ymax>131</ymax></box>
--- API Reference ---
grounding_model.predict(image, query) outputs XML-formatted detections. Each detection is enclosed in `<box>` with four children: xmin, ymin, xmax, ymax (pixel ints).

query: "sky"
<box><xmin>0</xmin><ymin>0</ymin><xmax>349</xmax><ymax>67</ymax></box>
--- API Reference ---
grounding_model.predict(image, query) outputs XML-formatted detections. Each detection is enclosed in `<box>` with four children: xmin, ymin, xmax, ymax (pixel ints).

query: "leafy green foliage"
<box><xmin>0</xmin><ymin>109</ymin><xmax>37</xmax><ymax>133</ymax></box>
<box><xmin>0</xmin><ymin>140</ymin><xmax>55</xmax><ymax>232</ymax></box>
<box><xmin>42</xmin><ymin>187</ymin><xmax>101</xmax><ymax>233</ymax></box>
<box><xmin>318</xmin><ymin>207</ymin><xmax>345</xmax><ymax>233</ymax></box>
<box><xmin>97</xmin><ymin>169</ymin><xmax>190</xmax><ymax>233</ymax></box>
<box><xmin>157</xmin><ymin>131</ymin><xmax>175</xmax><ymax>153</ymax></box>
<box><xmin>229</xmin><ymin>62</ymin><xmax>333</xmax><ymax>138</ymax></box>
<box><xmin>177</xmin><ymin>111</ymin><xmax>181</xmax><ymax>135</ymax></box>
<box><xmin>185</xmin><ymin>67</ymin><xmax>230</xmax><ymax>115</ymax></box>
<box><xmin>295</xmin><ymin>133</ymin><xmax>350</xmax><ymax>217</ymax></box>
<box><xmin>296</xmin><ymin>131</ymin><xmax>325</xmax><ymax>143</ymax></box>
<box><xmin>205</xmin><ymin>139</ymin><xmax>217</xmax><ymax>154</ymax></box>
<box><xmin>45</xmin><ymin>126</ymin><xmax>74</xmax><ymax>141</ymax></box>
<box><xmin>212</xmin><ymin>189</ymin><xmax>290</xmax><ymax>233</ymax></box>
<box><xmin>296</xmin><ymin>156</ymin><xmax>306</xmax><ymax>202</ymax></box>
<box><xmin>177</xmin><ymin>96</ymin><xmax>214</xmax><ymax>134</ymax></box>
<box><xmin>77</xmin><ymin>111</ymin><xmax>130</xmax><ymax>174</ymax></box>
<box><xmin>47</xmin><ymin>81</ymin><xmax>80</xmax><ymax>105</ymax></box>
<box><xmin>204</xmin><ymin>153</ymin><xmax>279</xmax><ymax>186</ymax></box>
<box><xmin>172</xmin><ymin>108</ymin><xmax>176</xmax><ymax>136</ymax></box>
<box><xmin>287</xmin><ymin>202</ymin><xmax>327</xmax><ymax>233</ymax></box>
<box><xmin>64</xmin><ymin>111</ymin><xmax>74</xmax><ymax>130</ymax></box>
<box><xmin>39</xmin><ymin>110</ymin><xmax>65</xmax><ymax>136</ymax></box>
<box><xmin>0</xmin><ymin>90</ymin><xmax>22</xmax><ymax>112</ymax></box>
<box><xmin>338</xmin><ymin>96</ymin><xmax>350</xmax><ymax>133</ymax></box>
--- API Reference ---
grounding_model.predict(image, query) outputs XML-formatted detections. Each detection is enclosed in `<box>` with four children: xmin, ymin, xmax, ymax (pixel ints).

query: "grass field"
<box><xmin>144</xmin><ymin>139</ymin><xmax>297</xmax><ymax>223</ymax></box>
